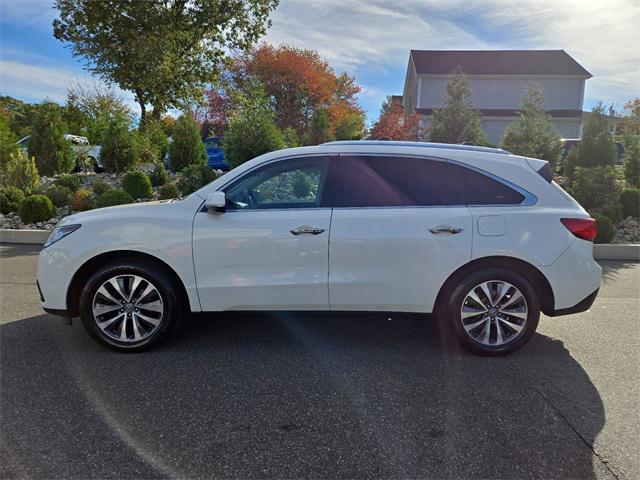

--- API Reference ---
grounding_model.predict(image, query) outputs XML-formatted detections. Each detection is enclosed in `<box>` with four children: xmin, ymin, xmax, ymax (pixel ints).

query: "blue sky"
<box><xmin>1</xmin><ymin>0</ymin><xmax>638</xmax><ymax>125</ymax></box>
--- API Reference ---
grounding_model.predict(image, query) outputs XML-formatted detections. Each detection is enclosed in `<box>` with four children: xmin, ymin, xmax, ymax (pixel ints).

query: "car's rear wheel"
<box><xmin>446</xmin><ymin>268</ymin><xmax>540</xmax><ymax>355</ymax></box>
<box><xmin>79</xmin><ymin>260</ymin><xmax>182</xmax><ymax>351</ymax></box>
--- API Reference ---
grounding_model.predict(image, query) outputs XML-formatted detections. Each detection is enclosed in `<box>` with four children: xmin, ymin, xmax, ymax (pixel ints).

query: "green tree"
<box><xmin>100</xmin><ymin>115</ymin><xmax>138</xmax><ymax>173</ymax></box>
<box><xmin>63</xmin><ymin>79</ymin><xmax>132</xmax><ymax>144</ymax></box>
<box><xmin>0</xmin><ymin>114</ymin><xmax>19</xmax><ymax>168</ymax></box>
<box><xmin>223</xmin><ymin>85</ymin><xmax>285</xmax><ymax>168</ymax></box>
<box><xmin>28</xmin><ymin>102</ymin><xmax>74</xmax><ymax>175</ymax></box>
<box><xmin>571</xmin><ymin>165</ymin><xmax>622</xmax><ymax>221</ymax></box>
<box><xmin>575</xmin><ymin>104</ymin><xmax>617</xmax><ymax>168</ymax></box>
<box><xmin>1</xmin><ymin>151</ymin><xmax>40</xmax><ymax>194</ymax></box>
<box><xmin>501</xmin><ymin>86</ymin><xmax>563</xmax><ymax>166</ymax></box>
<box><xmin>0</xmin><ymin>96</ymin><xmax>40</xmax><ymax>138</ymax></box>
<box><xmin>623</xmin><ymin>139</ymin><xmax>640</xmax><ymax>187</ymax></box>
<box><xmin>429</xmin><ymin>70</ymin><xmax>487</xmax><ymax>145</ymax></box>
<box><xmin>144</xmin><ymin>120</ymin><xmax>170</xmax><ymax>163</ymax></box>
<box><xmin>305</xmin><ymin>108</ymin><xmax>331</xmax><ymax>145</ymax></box>
<box><xmin>53</xmin><ymin>0</ymin><xmax>278</xmax><ymax>124</ymax></box>
<box><xmin>169</xmin><ymin>115</ymin><xmax>207</xmax><ymax>172</ymax></box>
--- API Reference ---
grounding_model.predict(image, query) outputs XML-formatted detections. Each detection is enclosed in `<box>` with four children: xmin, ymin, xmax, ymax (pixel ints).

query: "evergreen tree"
<box><xmin>429</xmin><ymin>69</ymin><xmax>487</xmax><ymax>145</ymax></box>
<box><xmin>575</xmin><ymin>104</ymin><xmax>617</xmax><ymax>168</ymax></box>
<box><xmin>169</xmin><ymin>115</ymin><xmax>207</xmax><ymax>172</ymax></box>
<box><xmin>501</xmin><ymin>85</ymin><xmax>563</xmax><ymax>166</ymax></box>
<box><xmin>27</xmin><ymin>102</ymin><xmax>74</xmax><ymax>175</ymax></box>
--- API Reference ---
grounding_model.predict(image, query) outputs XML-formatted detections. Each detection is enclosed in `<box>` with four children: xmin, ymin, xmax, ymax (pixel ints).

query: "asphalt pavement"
<box><xmin>0</xmin><ymin>243</ymin><xmax>638</xmax><ymax>479</ymax></box>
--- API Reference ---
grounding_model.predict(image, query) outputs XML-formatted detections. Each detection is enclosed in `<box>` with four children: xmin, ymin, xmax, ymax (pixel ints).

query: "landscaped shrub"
<box><xmin>2</xmin><ymin>152</ymin><xmax>39</xmax><ymax>194</ymax></box>
<box><xmin>571</xmin><ymin>166</ymin><xmax>622</xmax><ymax>222</ymax></box>
<box><xmin>55</xmin><ymin>173</ymin><xmax>82</xmax><ymax>192</ymax></box>
<box><xmin>122</xmin><ymin>171</ymin><xmax>153</xmax><ymax>199</ymax></box>
<box><xmin>149</xmin><ymin>163</ymin><xmax>169</xmax><ymax>187</ymax></box>
<box><xmin>28</xmin><ymin>102</ymin><xmax>74</xmax><ymax>175</ymax></box>
<box><xmin>18</xmin><ymin>195</ymin><xmax>55</xmax><ymax>224</ymax></box>
<box><xmin>0</xmin><ymin>186</ymin><xmax>26</xmax><ymax>214</ymax></box>
<box><xmin>100</xmin><ymin>115</ymin><xmax>138</xmax><ymax>173</ymax></box>
<box><xmin>158</xmin><ymin>183</ymin><xmax>179</xmax><ymax>200</ymax></box>
<box><xmin>72</xmin><ymin>188</ymin><xmax>96</xmax><ymax>211</ymax></box>
<box><xmin>134</xmin><ymin>132</ymin><xmax>160</xmax><ymax>165</ymax></box>
<box><xmin>144</xmin><ymin>120</ymin><xmax>170</xmax><ymax>162</ymax></box>
<box><xmin>96</xmin><ymin>189</ymin><xmax>134</xmax><ymax>208</ymax></box>
<box><xmin>591</xmin><ymin>213</ymin><xmax>615</xmax><ymax>244</ymax></box>
<box><xmin>169</xmin><ymin>115</ymin><xmax>207</xmax><ymax>172</ymax></box>
<box><xmin>177</xmin><ymin>164</ymin><xmax>219</xmax><ymax>195</ymax></box>
<box><xmin>45</xmin><ymin>185</ymin><xmax>73</xmax><ymax>207</ymax></box>
<box><xmin>620</xmin><ymin>188</ymin><xmax>640</xmax><ymax>218</ymax></box>
<box><xmin>624</xmin><ymin>140</ymin><xmax>639</xmax><ymax>188</ymax></box>
<box><xmin>91</xmin><ymin>180</ymin><xmax>112</xmax><ymax>196</ymax></box>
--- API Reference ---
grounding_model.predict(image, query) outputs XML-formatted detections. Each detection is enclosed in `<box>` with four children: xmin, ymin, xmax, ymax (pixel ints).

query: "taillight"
<box><xmin>561</xmin><ymin>218</ymin><xmax>597</xmax><ymax>242</ymax></box>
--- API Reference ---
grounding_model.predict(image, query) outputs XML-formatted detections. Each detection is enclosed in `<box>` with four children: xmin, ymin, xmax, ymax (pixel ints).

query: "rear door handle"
<box><xmin>429</xmin><ymin>225</ymin><xmax>464</xmax><ymax>235</ymax></box>
<box><xmin>290</xmin><ymin>225</ymin><xmax>325</xmax><ymax>235</ymax></box>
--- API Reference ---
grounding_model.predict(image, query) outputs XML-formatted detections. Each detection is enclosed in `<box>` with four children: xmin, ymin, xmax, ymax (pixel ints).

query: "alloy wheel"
<box><xmin>92</xmin><ymin>274</ymin><xmax>164</xmax><ymax>342</ymax></box>
<box><xmin>460</xmin><ymin>280</ymin><xmax>528</xmax><ymax>346</ymax></box>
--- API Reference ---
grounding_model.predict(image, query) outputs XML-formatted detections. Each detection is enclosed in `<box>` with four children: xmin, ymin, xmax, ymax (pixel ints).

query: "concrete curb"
<box><xmin>0</xmin><ymin>229</ymin><xmax>50</xmax><ymax>245</ymax></box>
<box><xmin>1</xmin><ymin>229</ymin><xmax>639</xmax><ymax>261</ymax></box>
<box><xmin>593</xmin><ymin>244</ymin><xmax>640</xmax><ymax>261</ymax></box>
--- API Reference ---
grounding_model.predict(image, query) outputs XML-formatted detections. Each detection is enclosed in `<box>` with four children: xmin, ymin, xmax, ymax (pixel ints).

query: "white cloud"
<box><xmin>0</xmin><ymin>0</ymin><xmax>56</xmax><ymax>29</ymax></box>
<box><xmin>0</xmin><ymin>60</ymin><xmax>82</xmax><ymax>101</ymax></box>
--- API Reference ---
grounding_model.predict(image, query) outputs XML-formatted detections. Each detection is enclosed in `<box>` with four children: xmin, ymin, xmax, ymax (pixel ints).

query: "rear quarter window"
<box><xmin>449</xmin><ymin>163</ymin><xmax>525</xmax><ymax>205</ymax></box>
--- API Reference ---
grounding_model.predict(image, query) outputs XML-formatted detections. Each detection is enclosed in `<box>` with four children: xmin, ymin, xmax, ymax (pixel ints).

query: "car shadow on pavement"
<box><xmin>1</xmin><ymin>312</ymin><xmax>607</xmax><ymax>479</ymax></box>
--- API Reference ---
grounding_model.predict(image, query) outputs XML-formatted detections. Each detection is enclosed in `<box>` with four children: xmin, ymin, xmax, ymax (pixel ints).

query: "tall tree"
<box><xmin>429</xmin><ymin>69</ymin><xmax>487</xmax><ymax>145</ymax></box>
<box><xmin>53</xmin><ymin>0</ymin><xmax>278</xmax><ymax>125</ymax></box>
<box><xmin>576</xmin><ymin>104</ymin><xmax>617</xmax><ymax>168</ymax></box>
<box><xmin>619</xmin><ymin>98</ymin><xmax>640</xmax><ymax>136</ymax></box>
<box><xmin>501</xmin><ymin>85</ymin><xmax>563</xmax><ymax>166</ymax></box>
<box><xmin>370</xmin><ymin>99</ymin><xmax>422</xmax><ymax>141</ymax></box>
<box><xmin>203</xmin><ymin>44</ymin><xmax>365</xmax><ymax>143</ymax></box>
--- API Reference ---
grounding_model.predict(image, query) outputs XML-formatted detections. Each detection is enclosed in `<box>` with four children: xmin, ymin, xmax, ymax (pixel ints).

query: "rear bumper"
<box><xmin>548</xmin><ymin>288</ymin><xmax>599</xmax><ymax>317</ymax></box>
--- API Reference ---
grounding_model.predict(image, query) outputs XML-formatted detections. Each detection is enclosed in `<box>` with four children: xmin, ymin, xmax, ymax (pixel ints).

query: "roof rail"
<box><xmin>322</xmin><ymin>140</ymin><xmax>511</xmax><ymax>155</ymax></box>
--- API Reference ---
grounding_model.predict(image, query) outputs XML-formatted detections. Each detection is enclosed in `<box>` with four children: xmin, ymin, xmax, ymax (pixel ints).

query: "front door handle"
<box><xmin>429</xmin><ymin>225</ymin><xmax>464</xmax><ymax>235</ymax></box>
<box><xmin>290</xmin><ymin>225</ymin><xmax>325</xmax><ymax>236</ymax></box>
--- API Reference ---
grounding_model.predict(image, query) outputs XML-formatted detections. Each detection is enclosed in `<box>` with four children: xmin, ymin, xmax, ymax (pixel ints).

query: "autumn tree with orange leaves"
<box><xmin>201</xmin><ymin>44</ymin><xmax>365</xmax><ymax>144</ymax></box>
<box><xmin>370</xmin><ymin>97</ymin><xmax>423</xmax><ymax>141</ymax></box>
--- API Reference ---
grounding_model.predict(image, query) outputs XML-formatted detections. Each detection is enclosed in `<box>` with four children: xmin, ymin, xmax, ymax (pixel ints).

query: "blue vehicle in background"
<box><xmin>204</xmin><ymin>136</ymin><xmax>228</xmax><ymax>170</ymax></box>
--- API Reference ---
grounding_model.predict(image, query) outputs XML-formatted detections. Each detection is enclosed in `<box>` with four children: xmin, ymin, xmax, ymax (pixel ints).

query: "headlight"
<box><xmin>44</xmin><ymin>224</ymin><xmax>81</xmax><ymax>248</ymax></box>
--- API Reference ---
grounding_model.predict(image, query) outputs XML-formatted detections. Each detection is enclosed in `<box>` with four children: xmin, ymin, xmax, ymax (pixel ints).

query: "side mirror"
<box><xmin>205</xmin><ymin>191</ymin><xmax>226</xmax><ymax>213</ymax></box>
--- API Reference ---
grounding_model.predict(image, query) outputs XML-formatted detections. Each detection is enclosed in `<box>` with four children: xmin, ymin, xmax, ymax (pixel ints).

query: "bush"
<box><xmin>177</xmin><ymin>164</ymin><xmax>219</xmax><ymax>195</ymax></box>
<box><xmin>2</xmin><ymin>151</ymin><xmax>39</xmax><ymax>194</ymax></box>
<box><xmin>571</xmin><ymin>166</ymin><xmax>622</xmax><ymax>222</ymax></box>
<box><xmin>134</xmin><ymin>132</ymin><xmax>160</xmax><ymax>165</ymax></box>
<box><xmin>620</xmin><ymin>188</ymin><xmax>640</xmax><ymax>218</ymax></box>
<box><xmin>122</xmin><ymin>171</ymin><xmax>153</xmax><ymax>199</ymax></box>
<box><xmin>223</xmin><ymin>86</ymin><xmax>285</xmax><ymax>168</ymax></box>
<box><xmin>0</xmin><ymin>114</ymin><xmax>19</xmax><ymax>169</ymax></box>
<box><xmin>0</xmin><ymin>186</ymin><xmax>26</xmax><ymax>214</ymax></box>
<box><xmin>591</xmin><ymin>213</ymin><xmax>615</xmax><ymax>244</ymax></box>
<box><xmin>18</xmin><ymin>194</ymin><xmax>55</xmax><ymax>224</ymax></box>
<box><xmin>91</xmin><ymin>180</ymin><xmax>112</xmax><ymax>196</ymax></box>
<box><xmin>575</xmin><ymin>104</ymin><xmax>617</xmax><ymax>169</ymax></box>
<box><xmin>72</xmin><ymin>188</ymin><xmax>96</xmax><ymax>211</ymax></box>
<box><xmin>28</xmin><ymin>102</ymin><xmax>74</xmax><ymax>175</ymax></box>
<box><xmin>144</xmin><ymin>120</ymin><xmax>170</xmax><ymax>162</ymax></box>
<box><xmin>624</xmin><ymin>140</ymin><xmax>639</xmax><ymax>188</ymax></box>
<box><xmin>158</xmin><ymin>183</ymin><xmax>179</xmax><ymax>200</ymax></box>
<box><xmin>45</xmin><ymin>185</ymin><xmax>73</xmax><ymax>207</ymax></box>
<box><xmin>168</xmin><ymin>115</ymin><xmax>207</xmax><ymax>172</ymax></box>
<box><xmin>100</xmin><ymin>115</ymin><xmax>138</xmax><ymax>172</ymax></box>
<box><xmin>55</xmin><ymin>173</ymin><xmax>81</xmax><ymax>192</ymax></box>
<box><xmin>96</xmin><ymin>189</ymin><xmax>134</xmax><ymax>208</ymax></box>
<box><xmin>149</xmin><ymin>163</ymin><xmax>169</xmax><ymax>187</ymax></box>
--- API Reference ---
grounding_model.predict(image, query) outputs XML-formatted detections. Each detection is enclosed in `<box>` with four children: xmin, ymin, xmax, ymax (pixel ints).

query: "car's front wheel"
<box><xmin>79</xmin><ymin>260</ymin><xmax>182</xmax><ymax>351</ymax></box>
<box><xmin>446</xmin><ymin>268</ymin><xmax>540</xmax><ymax>355</ymax></box>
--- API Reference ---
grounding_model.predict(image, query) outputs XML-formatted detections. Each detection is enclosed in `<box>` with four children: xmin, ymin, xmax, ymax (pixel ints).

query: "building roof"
<box><xmin>410</xmin><ymin>50</ymin><xmax>591</xmax><ymax>77</ymax></box>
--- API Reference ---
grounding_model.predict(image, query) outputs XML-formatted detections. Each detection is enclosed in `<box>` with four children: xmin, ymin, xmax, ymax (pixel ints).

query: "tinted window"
<box><xmin>323</xmin><ymin>156</ymin><xmax>461</xmax><ymax>207</ymax></box>
<box><xmin>225</xmin><ymin>158</ymin><xmax>328</xmax><ymax>210</ymax></box>
<box><xmin>449</xmin><ymin>163</ymin><xmax>525</xmax><ymax>205</ymax></box>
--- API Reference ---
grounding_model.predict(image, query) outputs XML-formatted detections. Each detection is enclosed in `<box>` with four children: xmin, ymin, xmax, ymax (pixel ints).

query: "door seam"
<box><xmin>327</xmin><ymin>207</ymin><xmax>333</xmax><ymax>310</ymax></box>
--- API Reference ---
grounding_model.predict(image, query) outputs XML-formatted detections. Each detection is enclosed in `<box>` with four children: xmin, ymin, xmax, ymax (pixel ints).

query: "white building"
<box><xmin>402</xmin><ymin>50</ymin><xmax>592</xmax><ymax>145</ymax></box>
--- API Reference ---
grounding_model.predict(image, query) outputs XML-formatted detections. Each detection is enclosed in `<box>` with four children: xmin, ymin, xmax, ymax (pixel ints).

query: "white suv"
<box><xmin>37</xmin><ymin>141</ymin><xmax>602</xmax><ymax>355</ymax></box>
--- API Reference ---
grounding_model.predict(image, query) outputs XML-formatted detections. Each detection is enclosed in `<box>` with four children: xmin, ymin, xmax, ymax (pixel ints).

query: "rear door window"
<box><xmin>323</xmin><ymin>156</ymin><xmax>462</xmax><ymax>207</ymax></box>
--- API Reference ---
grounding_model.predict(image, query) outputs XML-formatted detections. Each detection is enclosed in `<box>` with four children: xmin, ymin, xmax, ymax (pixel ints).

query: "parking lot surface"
<box><xmin>1</xmin><ymin>243</ymin><xmax>638</xmax><ymax>479</ymax></box>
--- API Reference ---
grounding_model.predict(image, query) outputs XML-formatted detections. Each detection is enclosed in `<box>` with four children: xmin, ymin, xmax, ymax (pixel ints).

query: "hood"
<box><xmin>58</xmin><ymin>199</ymin><xmax>179</xmax><ymax>227</ymax></box>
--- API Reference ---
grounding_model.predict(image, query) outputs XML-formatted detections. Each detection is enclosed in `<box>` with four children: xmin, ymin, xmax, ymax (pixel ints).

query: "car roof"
<box><xmin>323</xmin><ymin>140</ymin><xmax>511</xmax><ymax>155</ymax></box>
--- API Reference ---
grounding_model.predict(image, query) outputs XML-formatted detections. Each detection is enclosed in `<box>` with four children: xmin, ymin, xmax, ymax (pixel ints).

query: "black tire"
<box><xmin>79</xmin><ymin>259</ymin><xmax>182</xmax><ymax>352</ymax></box>
<box><xmin>445</xmin><ymin>267</ymin><xmax>540</xmax><ymax>356</ymax></box>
